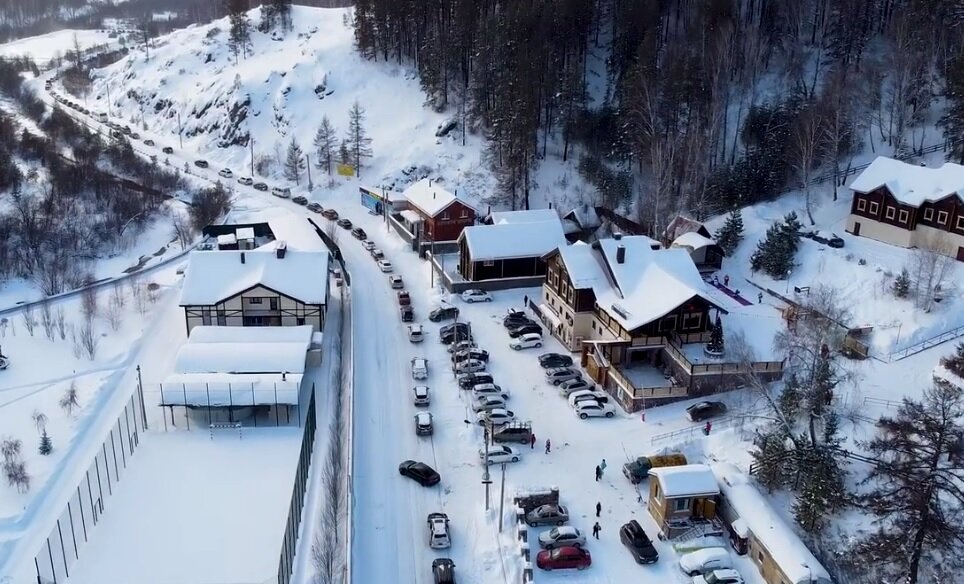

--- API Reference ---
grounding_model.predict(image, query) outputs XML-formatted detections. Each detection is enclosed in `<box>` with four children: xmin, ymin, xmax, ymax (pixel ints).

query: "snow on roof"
<box><xmin>236</xmin><ymin>227</ymin><xmax>255</xmax><ymax>240</ymax></box>
<box><xmin>461</xmin><ymin>220</ymin><xmax>567</xmax><ymax>262</ymax></box>
<box><xmin>173</xmin><ymin>325</ymin><xmax>314</xmax><ymax>375</ymax></box>
<box><xmin>558</xmin><ymin>242</ymin><xmax>609</xmax><ymax>290</ymax></box>
<box><xmin>663</xmin><ymin>215</ymin><xmax>709</xmax><ymax>243</ymax></box>
<box><xmin>712</xmin><ymin>463</ymin><xmax>832</xmax><ymax>584</ymax></box>
<box><xmin>564</xmin><ymin>205</ymin><xmax>601</xmax><ymax>229</ymax></box>
<box><xmin>594</xmin><ymin>237</ymin><xmax>717</xmax><ymax>331</ymax></box>
<box><xmin>648</xmin><ymin>464</ymin><xmax>720</xmax><ymax>498</ymax></box>
<box><xmin>672</xmin><ymin>231</ymin><xmax>717</xmax><ymax>251</ymax></box>
<box><xmin>266</xmin><ymin>215</ymin><xmax>326</xmax><ymax>251</ymax></box>
<box><xmin>399</xmin><ymin>209</ymin><xmax>423</xmax><ymax>225</ymax></box>
<box><xmin>179</xmin><ymin>248</ymin><xmax>329</xmax><ymax>306</ymax></box>
<box><xmin>217</xmin><ymin>233</ymin><xmax>237</xmax><ymax>245</ymax></box>
<box><xmin>935</xmin><ymin>364</ymin><xmax>964</xmax><ymax>390</ymax></box>
<box><xmin>403</xmin><ymin>178</ymin><xmax>472</xmax><ymax>217</ymax></box>
<box><xmin>850</xmin><ymin>156</ymin><xmax>964</xmax><ymax>207</ymax></box>
<box><xmin>488</xmin><ymin>209</ymin><xmax>559</xmax><ymax>225</ymax></box>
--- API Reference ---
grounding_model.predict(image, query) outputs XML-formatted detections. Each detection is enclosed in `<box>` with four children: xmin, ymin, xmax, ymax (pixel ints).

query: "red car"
<box><xmin>536</xmin><ymin>546</ymin><xmax>591</xmax><ymax>571</ymax></box>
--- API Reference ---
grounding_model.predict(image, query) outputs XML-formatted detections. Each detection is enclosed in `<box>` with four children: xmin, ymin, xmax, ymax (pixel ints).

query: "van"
<box><xmin>492</xmin><ymin>421</ymin><xmax>532</xmax><ymax>445</ymax></box>
<box><xmin>97</xmin><ymin>112</ymin><xmax>108</xmax><ymax>123</ymax></box>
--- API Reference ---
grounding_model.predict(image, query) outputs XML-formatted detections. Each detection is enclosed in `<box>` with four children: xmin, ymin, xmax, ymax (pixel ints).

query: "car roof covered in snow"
<box><xmin>648</xmin><ymin>464</ymin><xmax>720</xmax><ymax>498</ymax></box>
<box><xmin>460</xmin><ymin>220</ymin><xmax>567</xmax><ymax>262</ymax></box>
<box><xmin>850</xmin><ymin>156</ymin><xmax>964</xmax><ymax>207</ymax></box>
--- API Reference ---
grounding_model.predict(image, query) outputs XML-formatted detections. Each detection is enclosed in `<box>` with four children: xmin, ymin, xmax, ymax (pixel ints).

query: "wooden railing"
<box><xmin>630</xmin><ymin>335</ymin><xmax>666</xmax><ymax>347</ymax></box>
<box><xmin>665</xmin><ymin>335</ymin><xmax>784</xmax><ymax>376</ymax></box>
<box><xmin>608</xmin><ymin>362</ymin><xmax>687</xmax><ymax>399</ymax></box>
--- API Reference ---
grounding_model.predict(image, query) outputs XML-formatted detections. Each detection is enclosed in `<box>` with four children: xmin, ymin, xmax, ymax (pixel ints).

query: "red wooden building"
<box><xmin>403</xmin><ymin>178</ymin><xmax>477</xmax><ymax>242</ymax></box>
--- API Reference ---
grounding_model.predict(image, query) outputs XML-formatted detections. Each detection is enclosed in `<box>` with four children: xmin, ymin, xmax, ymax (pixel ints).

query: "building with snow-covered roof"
<box><xmin>647</xmin><ymin>464</ymin><xmax>722</xmax><ymax>539</ymax></box>
<box><xmin>661</xmin><ymin>215</ymin><xmax>712</xmax><ymax>247</ymax></box>
<box><xmin>455</xmin><ymin>214</ymin><xmax>567</xmax><ymax>285</ymax></box>
<box><xmin>179</xmin><ymin>247</ymin><xmax>329</xmax><ymax>334</ymax></box>
<box><xmin>402</xmin><ymin>178</ymin><xmax>477</xmax><ymax>242</ymax></box>
<box><xmin>712</xmin><ymin>463</ymin><xmax>832</xmax><ymax>584</ymax></box>
<box><xmin>846</xmin><ymin>156</ymin><xmax>964</xmax><ymax>261</ymax></box>
<box><xmin>485</xmin><ymin>208</ymin><xmax>560</xmax><ymax>226</ymax></box>
<box><xmin>671</xmin><ymin>231</ymin><xmax>724</xmax><ymax>273</ymax></box>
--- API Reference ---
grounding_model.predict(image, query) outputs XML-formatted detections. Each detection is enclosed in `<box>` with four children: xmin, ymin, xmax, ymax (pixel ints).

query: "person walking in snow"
<box><xmin>600</xmin><ymin>459</ymin><xmax>607</xmax><ymax>476</ymax></box>
<box><xmin>592</xmin><ymin>522</ymin><xmax>601</xmax><ymax>539</ymax></box>
<box><xmin>595</xmin><ymin>465</ymin><xmax>602</xmax><ymax>481</ymax></box>
<box><xmin>758</xmin><ymin>292</ymin><xmax>763</xmax><ymax>304</ymax></box>
<box><xmin>595</xmin><ymin>502</ymin><xmax>602</xmax><ymax>517</ymax></box>
<box><xmin>703</xmin><ymin>421</ymin><xmax>712</xmax><ymax>435</ymax></box>
<box><xmin>545</xmin><ymin>438</ymin><xmax>551</xmax><ymax>454</ymax></box>
<box><xmin>523</xmin><ymin>294</ymin><xmax>528</xmax><ymax>308</ymax></box>
<box><xmin>723</xmin><ymin>274</ymin><xmax>730</xmax><ymax>287</ymax></box>
<box><xmin>530</xmin><ymin>433</ymin><xmax>536</xmax><ymax>450</ymax></box>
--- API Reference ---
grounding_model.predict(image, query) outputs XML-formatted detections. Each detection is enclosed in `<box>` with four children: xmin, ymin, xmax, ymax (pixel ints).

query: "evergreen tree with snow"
<box><xmin>338</xmin><ymin>139</ymin><xmax>351</xmax><ymax>166</ymax></box>
<box><xmin>706</xmin><ymin>315</ymin><xmax>725</xmax><ymax>355</ymax></box>
<box><xmin>225</xmin><ymin>0</ymin><xmax>251</xmax><ymax>63</ymax></box>
<box><xmin>778</xmin><ymin>373</ymin><xmax>804</xmax><ymax>419</ymax></box>
<box><xmin>283</xmin><ymin>137</ymin><xmax>305</xmax><ymax>184</ymax></box>
<box><xmin>749</xmin><ymin>212</ymin><xmax>801</xmax><ymax>278</ymax></box>
<box><xmin>892</xmin><ymin>268</ymin><xmax>910</xmax><ymax>298</ymax></box>
<box><xmin>312</xmin><ymin>116</ymin><xmax>337</xmax><ymax>176</ymax></box>
<box><xmin>714</xmin><ymin>210</ymin><xmax>744</xmax><ymax>256</ymax></box>
<box><xmin>38</xmin><ymin>430</ymin><xmax>52</xmax><ymax>456</ymax></box>
<box><xmin>940</xmin><ymin>341</ymin><xmax>964</xmax><ymax>379</ymax></box>
<box><xmin>752</xmin><ymin>429</ymin><xmax>790</xmax><ymax>493</ymax></box>
<box><xmin>793</xmin><ymin>421</ymin><xmax>846</xmax><ymax>532</ymax></box>
<box><xmin>345</xmin><ymin>101</ymin><xmax>373</xmax><ymax>177</ymax></box>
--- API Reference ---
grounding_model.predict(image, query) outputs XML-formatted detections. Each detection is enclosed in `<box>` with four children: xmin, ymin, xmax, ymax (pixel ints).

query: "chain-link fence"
<box><xmin>276</xmin><ymin>392</ymin><xmax>317</xmax><ymax>584</ymax></box>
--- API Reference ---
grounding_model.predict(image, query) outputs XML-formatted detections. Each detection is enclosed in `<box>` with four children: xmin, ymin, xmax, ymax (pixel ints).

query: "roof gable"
<box><xmin>663</xmin><ymin>215</ymin><xmax>710</xmax><ymax>243</ymax></box>
<box><xmin>403</xmin><ymin>178</ymin><xmax>474</xmax><ymax>217</ymax></box>
<box><xmin>850</xmin><ymin>156</ymin><xmax>964</xmax><ymax>207</ymax></box>
<box><xmin>461</xmin><ymin>220</ymin><xmax>567</xmax><ymax>261</ymax></box>
<box><xmin>649</xmin><ymin>464</ymin><xmax>720</xmax><ymax>497</ymax></box>
<box><xmin>179</xmin><ymin>249</ymin><xmax>329</xmax><ymax>306</ymax></box>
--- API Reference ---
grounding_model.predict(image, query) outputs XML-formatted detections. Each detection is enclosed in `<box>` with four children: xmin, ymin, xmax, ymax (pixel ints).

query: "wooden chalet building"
<box><xmin>403</xmin><ymin>178</ymin><xmax>477</xmax><ymax>242</ymax></box>
<box><xmin>648</xmin><ymin>464</ymin><xmax>721</xmax><ymax>539</ymax></box>
<box><xmin>846</xmin><ymin>156</ymin><xmax>964</xmax><ymax>261</ymax></box>
<box><xmin>457</xmin><ymin>210</ymin><xmax>567</xmax><ymax>284</ymax></box>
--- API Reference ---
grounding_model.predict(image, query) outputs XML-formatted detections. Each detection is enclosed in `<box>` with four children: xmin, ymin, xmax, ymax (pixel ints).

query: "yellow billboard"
<box><xmin>337</xmin><ymin>163</ymin><xmax>355</xmax><ymax>177</ymax></box>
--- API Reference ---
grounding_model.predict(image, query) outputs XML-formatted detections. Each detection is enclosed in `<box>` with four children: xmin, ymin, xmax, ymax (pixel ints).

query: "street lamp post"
<box><xmin>786</xmin><ymin>269</ymin><xmax>792</xmax><ymax>295</ymax></box>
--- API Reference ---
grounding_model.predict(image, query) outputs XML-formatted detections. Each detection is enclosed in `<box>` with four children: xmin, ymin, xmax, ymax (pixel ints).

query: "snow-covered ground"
<box><xmin>0</xmin><ymin>29</ymin><xmax>116</xmax><ymax>62</ymax></box>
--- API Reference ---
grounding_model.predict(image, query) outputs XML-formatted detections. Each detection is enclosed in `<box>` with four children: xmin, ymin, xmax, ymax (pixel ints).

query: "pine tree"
<box><xmin>338</xmin><ymin>139</ymin><xmax>350</xmax><ymax>166</ymax></box>
<box><xmin>749</xmin><ymin>213</ymin><xmax>801</xmax><ymax>278</ymax></box>
<box><xmin>312</xmin><ymin>116</ymin><xmax>337</xmax><ymax>176</ymax></box>
<box><xmin>793</xmin><ymin>413</ymin><xmax>847</xmax><ymax>531</ymax></box>
<box><xmin>706</xmin><ymin>315</ymin><xmax>725</xmax><ymax>355</ymax></box>
<box><xmin>859</xmin><ymin>379</ymin><xmax>964</xmax><ymax>584</ymax></box>
<box><xmin>714</xmin><ymin>210</ymin><xmax>744</xmax><ymax>256</ymax></box>
<box><xmin>283</xmin><ymin>138</ymin><xmax>305</xmax><ymax>184</ymax></box>
<box><xmin>225</xmin><ymin>0</ymin><xmax>251</xmax><ymax>63</ymax></box>
<box><xmin>38</xmin><ymin>430</ymin><xmax>52</xmax><ymax>455</ymax></box>
<box><xmin>778</xmin><ymin>374</ymin><xmax>804</xmax><ymax>419</ymax></box>
<box><xmin>345</xmin><ymin>101</ymin><xmax>373</xmax><ymax>177</ymax></box>
<box><xmin>752</xmin><ymin>429</ymin><xmax>790</xmax><ymax>493</ymax></box>
<box><xmin>940</xmin><ymin>342</ymin><xmax>964</xmax><ymax>378</ymax></box>
<box><xmin>892</xmin><ymin>268</ymin><xmax>911</xmax><ymax>298</ymax></box>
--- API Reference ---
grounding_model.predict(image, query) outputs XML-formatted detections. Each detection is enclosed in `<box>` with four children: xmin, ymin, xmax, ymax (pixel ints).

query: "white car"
<box><xmin>237</xmin><ymin>176</ymin><xmax>253</xmax><ymax>186</ymax></box>
<box><xmin>461</xmin><ymin>289</ymin><xmax>492</xmax><ymax>303</ymax></box>
<box><xmin>427</xmin><ymin>512</ymin><xmax>451</xmax><ymax>549</ymax></box>
<box><xmin>559</xmin><ymin>378</ymin><xmax>594</xmax><ymax>396</ymax></box>
<box><xmin>388</xmin><ymin>274</ymin><xmax>403</xmax><ymax>288</ymax></box>
<box><xmin>692</xmin><ymin>568</ymin><xmax>744</xmax><ymax>584</ymax></box>
<box><xmin>411</xmin><ymin>357</ymin><xmax>428</xmax><ymax>380</ymax></box>
<box><xmin>679</xmin><ymin>547</ymin><xmax>732</xmax><ymax>576</ymax></box>
<box><xmin>271</xmin><ymin>186</ymin><xmax>291</xmax><ymax>198</ymax></box>
<box><xmin>479</xmin><ymin>445</ymin><xmax>521</xmax><ymax>465</ymax></box>
<box><xmin>363</xmin><ymin>240</ymin><xmax>376</xmax><ymax>251</ymax></box>
<box><xmin>377</xmin><ymin>260</ymin><xmax>393</xmax><ymax>273</ymax></box>
<box><xmin>471</xmin><ymin>394</ymin><xmax>507</xmax><ymax>413</ymax></box>
<box><xmin>408</xmin><ymin>324</ymin><xmax>424</xmax><ymax>343</ymax></box>
<box><xmin>371</xmin><ymin>248</ymin><xmax>385</xmax><ymax>259</ymax></box>
<box><xmin>471</xmin><ymin>383</ymin><xmax>509</xmax><ymax>400</ymax></box>
<box><xmin>454</xmin><ymin>359</ymin><xmax>486</xmax><ymax>374</ymax></box>
<box><xmin>567</xmin><ymin>389</ymin><xmax>609</xmax><ymax>408</ymax></box>
<box><xmin>476</xmin><ymin>408</ymin><xmax>515</xmax><ymax>426</ymax></box>
<box><xmin>510</xmin><ymin>333</ymin><xmax>543</xmax><ymax>350</ymax></box>
<box><xmin>538</xmin><ymin>526</ymin><xmax>586</xmax><ymax>550</ymax></box>
<box><xmin>412</xmin><ymin>385</ymin><xmax>430</xmax><ymax>407</ymax></box>
<box><xmin>218</xmin><ymin>168</ymin><xmax>233</xmax><ymax>178</ymax></box>
<box><xmin>573</xmin><ymin>400</ymin><xmax>616</xmax><ymax>419</ymax></box>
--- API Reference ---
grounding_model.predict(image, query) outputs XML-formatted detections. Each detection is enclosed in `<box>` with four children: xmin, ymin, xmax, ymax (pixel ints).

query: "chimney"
<box><xmin>613</xmin><ymin>232</ymin><xmax>623</xmax><ymax>241</ymax></box>
<box><xmin>240</xmin><ymin>251</ymin><xmax>246</xmax><ymax>264</ymax></box>
<box><xmin>616</xmin><ymin>244</ymin><xmax>626</xmax><ymax>264</ymax></box>
<box><xmin>276</xmin><ymin>240</ymin><xmax>287</xmax><ymax>259</ymax></box>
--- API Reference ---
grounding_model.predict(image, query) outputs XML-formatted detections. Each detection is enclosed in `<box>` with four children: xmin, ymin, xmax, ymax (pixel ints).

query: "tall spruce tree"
<box><xmin>859</xmin><ymin>379</ymin><xmax>964</xmax><ymax>584</ymax></box>
<box><xmin>312</xmin><ymin>116</ymin><xmax>337</xmax><ymax>177</ymax></box>
<box><xmin>750</xmin><ymin>212</ymin><xmax>802</xmax><ymax>278</ymax></box>
<box><xmin>892</xmin><ymin>268</ymin><xmax>911</xmax><ymax>298</ymax></box>
<box><xmin>714</xmin><ymin>210</ymin><xmax>744</xmax><ymax>256</ymax></box>
<box><xmin>225</xmin><ymin>0</ymin><xmax>251</xmax><ymax>63</ymax></box>
<box><xmin>283</xmin><ymin>138</ymin><xmax>305</xmax><ymax>184</ymax></box>
<box><xmin>752</xmin><ymin>429</ymin><xmax>791</xmax><ymax>493</ymax></box>
<box><xmin>793</xmin><ymin>412</ymin><xmax>847</xmax><ymax>531</ymax></box>
<box><xmin>706</xmin><ymin>315</ymin><xmax>725</xmax><ymax>354</ymax></box>
<box><xmin>345</xmin><ymin>101</ymin><xmax>372</xmax><ymax>177</ymax></box>
<box><xmin>38</xmin><ymin>430</ymin><xmax>52</xmax><ymax>455</ymax></box>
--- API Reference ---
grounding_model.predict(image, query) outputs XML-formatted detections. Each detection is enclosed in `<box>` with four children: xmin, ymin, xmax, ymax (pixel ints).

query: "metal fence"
<box><xmin>145</xmin><ymin>385</ymin><xmax>310</xmax><ymax>431</ymax></box>
<box><xmin>32</xmin><ymin>388</ymin><xmax>147</xmax><ymax>584</ymax></box>
<box><xmin>277</xmin><ymin>392</ymin><xmax>317</xmax><ymax>584</ymax></box>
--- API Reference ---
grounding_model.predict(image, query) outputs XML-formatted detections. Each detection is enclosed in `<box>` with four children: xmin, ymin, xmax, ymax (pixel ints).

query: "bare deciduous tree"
<box><xmin>39</xmin><ymin>298</ymin><xmax>54</xmax><ymax>340</ymax></box>
<box><xmin>20</xmin><ymin>305</ymin><xmax>36</xmax><ymax>337</ymax></box>
<box><xmin>81</xmin><ymin>284</ymin><xmax>98</xmax><ymax>321</ymax></box>
<box><xmin>170</xmin><ymin>212</ymin><xmax>195</xmax><ymax>250</ymax></box>
<box><xmin>106</xmin><ymin>286</ymin><xmax>124</xmax><ymax>331</ymax></box>
<box><xmin>54</xmin><ymin>307</ymin><xmax>67</xmax><ymax>340</ymax></box>
<box><xmin>31</xmin><ymin>410</ymin><xmax>47</xmax><ymax>434</ymax></box>
<box><xmin>788</xmin><ymin>103</ymin><xmax>827</xmax><ymax>225</ymax></box>
<box><xmin>908</xmin><ymin>246</ymin><xmax>954</xmax><ymax>312</ymax></box>
<box><xmin>60</xmin><ymin>382</ymin><xmax>80</xmax><ymax>416</ymax></box>
<box><xmin>78</xmin><ymin>318</ymin><xmax>98</xmax><ymax>360</ymax></box>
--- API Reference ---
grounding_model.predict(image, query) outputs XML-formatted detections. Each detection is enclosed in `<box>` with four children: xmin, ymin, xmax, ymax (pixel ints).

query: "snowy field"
<box><xmin>0</xmin><ymin>29</ymin><xmax>116</xmax><ymax>62</ymax></box>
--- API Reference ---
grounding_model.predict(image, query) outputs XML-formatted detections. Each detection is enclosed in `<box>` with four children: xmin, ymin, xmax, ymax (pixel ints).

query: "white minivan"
<box><xmin>678</xmin><ymin>547</ymin><xmax>732</xmax><ymax>576</ymax></box>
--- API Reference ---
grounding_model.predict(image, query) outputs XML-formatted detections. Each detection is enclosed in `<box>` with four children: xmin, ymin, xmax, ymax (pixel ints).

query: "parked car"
<box><xmin>623</xmin><ymin>453</ymin><xmax>688</xmax><ymax>484</ymax></box>
<box><xmin>397</xmin><ymin>290</ymin><xmax>411</xmax><ymax>306</ymax></box>
<box><xmin>351</xmin><ymin>227</ymin><xmax>367</xmax><ymax>239</ymax></box>
<box><xmin>322</xmin><ymin>208</ymin><xmax>339</xmax><ymax>219</ymax></box>
<box><xmin>574</xmin><ymin>400</ymin><xmax>616</xmax><ymax>419</ymax></box>
<box><xmin>692</xmin><ymin>568</ymin><xmax>744</xmax><ymax>584</ymax></box>
<box><xmin>440</xmin><ymin>328</ymin><xmax>472</xmax><ymax>345</ymax></box>
<box><xmin>558</xmin><ymin>378</ymin><xmax>594</xmax><ymax>396</ymax></box>
<box><xmin>526</xmin><ymin>504</ymin><xmax>570</xmax><ymax>527</ymax></box>
<box><xmin>458</xmin><ymin>372</ymin><xmax>493</xmax><ymax>390</ymax></box>
<box><xmin>503</xmin><ymin>312</ymin><xmax>536</xmax><ymax>328</ymax></box>
<box><xmin>143</xmin><ymin>139</ymin><xmax>154</xmax><ymax>146</ymax></box>
<box><xmin>427</xmin><ymin>513</ymin><xmax>451</xmax><ymax>549</ymax></box>
<box><xmin>408</xmin><ymin>324</ymin><xmax>424</xmax><ymax>343</ymax></box>
<box><xmin>471</xmin><ymin>383</ymin><xmax>509</xmax><ymax>400</ymax></box>
<box><xmin>568</xmin><ymin>389</ymin><xmax>609</xmax><ymax>407</ymax></box>
<box><xmin>679</xmin><ymin>548</ymin><xmax>732</xmax><ymax>576</ymax></box>
<box><xmin>455</xmin><ymin>359</ymin><xmax>486</xmax><ymax>374</ymax></box>
<box><xmin>452</xmin><ymin>348</ymin><xmax>489</xmax><ymax>364</ymax></box>
<box><xmin>546</xmin><ymin>367</ymin><xmax>582</xmax><ymax>386</ymax></box>
<box><xmin>448</xmin><ymin>339</ymin><xmax>476</xmax><ymax>354</ymax></box>
<box><xmin>411</xmin><ymin>357</ymin><xmax>429</xmax><ymax>380</ymax></box>
<box><xmin>388</xmin><ymin>275</ymin><xmax>404</xmax><ymax>289</ymax></box>
<box><xmin>476</xmin><ymin>408</ymin><xmax>515</xmax><ymax>426</ymax></box>
<box><xmin>377</xmin><ymin>260</ymin><xmax>393</xmax><ymax>273</ymax></box>
<box><xmin>619</xmin><ymin>519</ymin><xmax>658</xmax><ymax>564</ymax></box>
<box><xmin>292</xmin><ymin>195</ymin><xmax>308</xmax><ymax>205</ymax></box>
<box><xmin>363</xmin><ymin>240</ymin><xmax>376</xmax><ymax>251</ymax></box>
<box><xmin>218</xmin><ymin>168</ymin><xmax>233</xmax><ymax>178</ymax></box>
<box><xmin>805</xmin><ymin>230</ymin><xmax>845</xmax><ymax>248</ymax></box>
<box><xmin>537</xmin><ymin>546</ymin><xmax>591</xmax><ymax>571</ymax></box>
<box><xmin>539</xmin><ymin>353</ymin><xmax>573</xmax><ymax>369</ymax></box>
<box><xmin>510</xmin><ymin>333</ymin><xmax>543</xmax><ymax>350</ymax></box>
<box><xmin>429</xmin><ymin>306</ymin><xmax>460</xmax><ymax>322</ymax></box>
<box><xmin>238</xmin><ymin>176</ymin><xmax>254</xmax><ymax>186</ymax></box>
<box><xmin>194</xmin><ymin>159</ymin><xmax>209</xmax><ymax>168</ymax></box>
<box><xmin>253</xmin><ymin>182</ymin><xmax>269</xmax><ymax>191</ymax></box>
<box><xmin>162</xmin><ymin>146</ymin><xmax>175</xmax><ymax>154</ymax></box>
<box><xmin>398</xmin><ymin>460</ymin><xmax>440</xmax><ymax>486</ymax></box>
<box><xmin>412</xmin><ymin>385</ymin><xmax>430</xmax><ymax>407</ymax></box>
<box><xmin>431</xmin><ymin>558</ymin><xmax>456</xmax><ymax>584</ymax></box>
<box><xmin>271</xmin><ymin>187</ymin><xmax>291</xmax><ymax>198</ymax></box>
<box><xmin>686</xmin><ymin>401</ymin><xmax>728</xmax><ymax>422</ymax></box>
<box><xmin>400</xmin><ymin>305</ymin><xmax>414</xmax><ymax>322</ymax></box>
<box><xmin>538</xmin><ymin>526</ymin><xmax>586</xmax><ymax>550</ymax></box>
<box><xmin>508</xmin><ymin>323</ymin><xmax>542</xmax><ymax>338</ymax></box>
<box><xmin>460</xmin><ymin>289</ymin><xmax>492</xmax><ymax>303</ymax></box>
<box><xmin>479</xmin><ymin>445</ymin><xmax>521</xmax><ymax>465</ymax></box>
<box><xmin>414</xmin><ymin>412</ymin><xmax>433</xmax><ymax>436</ymax></box>
<box><xmin>471</xmin><ymin>394</ymin><xmax>507</xmax><ymax>413</ymax></box>
<box><xmin>337</xmin><ymin>218</ymin><xmax>353</xmax><ymax>229</ymax></box>
<box><xmin>492</xmin><ymin>421</ymin><xmax>532</xmax><ymax>444</ymax></box>
<box><xmin>307</xmin><ymin>202</ymin><xmax>323</xmax><ymax>213</ymax></box>
<box><xmin>130</xmin><ymin>132</ymin><xmax>141</xmax><ymax>140</ymax></box>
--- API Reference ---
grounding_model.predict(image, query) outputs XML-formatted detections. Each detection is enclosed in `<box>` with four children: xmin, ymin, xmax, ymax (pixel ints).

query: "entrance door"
<box><xmin>853</xmin><ymin>221</ymin><xmax>861</xmax><ymax>236</ymax></box>
<box><xmin>957</xmin><ymin>246</ymin><xmax>964</xmax><ymax>262</ymax></box>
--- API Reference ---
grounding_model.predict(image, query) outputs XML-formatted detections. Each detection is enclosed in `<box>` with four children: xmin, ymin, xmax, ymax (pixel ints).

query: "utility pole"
<box><xmin>306</xmin><ymin>154</ymin><xmax>312</xmax><ymax>190</ymax></box>
<box><xmin>106</xmin><ymin>83</ymin><xmax>112</xmax><ymax>119</ymax></box>
<box><xmin>176</xmin><ymin>110</ymin><xmax>183</xmax><ymax>149</ymax></box>
<box><xmin>483</xmin><ymin>426</ymin><xmax>491</xmax><ymax>511</ymax></box>
<box><xmin>249</xmin><ymin>137</ymin><xmax>255</xmax><ymax>178</ymax></box>
<box><xmin>498</xmin><ymin>462</ymin><xmax>506</xmax><ymax>532</ymax></box>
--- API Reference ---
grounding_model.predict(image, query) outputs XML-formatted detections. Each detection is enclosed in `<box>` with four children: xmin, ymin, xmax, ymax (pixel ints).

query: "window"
<box><xmin>202</xmin><ymin>308</ymin><xmax>212</xmax><ymax>325</ymax></box>
<box><xmin>938</xmin><ymin>210</ymin><xmax>949</xmax><ymax>225</ymax></box>
<box><xmin>898</xmin><ymin>210</ymin><xmax>909</xmax><ymax>224</ymax></box>
<box><xmin>460</xmin><ymin>208</ymin><xmax>469</xmax><ymax>218</ymax></box>
<box><xmin>682</xmin><ymin>312</ymin><xmax>702</xmax><ymax>331</ymax></box>
<box><xmin>869</xmin><ymin>201</ymin><xmax>879</xmax><ymax>215</ymax></box>
<box><xmin>269</xmin><ymin>298</ymin><xmax>279</xmax><ymax>311</ymax></box>
<box><xmin>217</xmin><ymin>308</ymin><xmax>226</xmax><ymax>326</ymax></box>
<box><xmin>442</xmin><ymin>212</ymin><xmax>450</xmax><ymax>220</ymax></box>
<box><xmin>673</xmin><ymin>497</ymin><xmax>690</xmax><ymax>512</ymax></box>
<box><xmin>653</xmin><ymin>483</ymin><xmax>661</xmax><ymax>503</ymax></box>
<box><xmin>660</xmin><ymin>315</ymin><xmax>678</xmax><ymax>332</ymax></box>
<box><xmin>756</xmin><ymin>551</ymin><xmax>765</xmax><ymax>563</ymax></box>
<box><xmin>924</xmin><ymin>208</ymin><xmax>934</xmax><ymax>221</ymax></box>
<box><xmin>885</xmin><ymin>206</ymin><xmax>896</xmax><ymax>220</ymax></box>
<box><xmin>483</xmin><ymin>260</ymin><xmax>494</xmax><ymax>267</ymax></box>
<box><xmin>297</xmin><ymin>317</ymin><xmax>305</xmax><ymax>326</ymax></box>
<box><xmin>250</xmin><ymin>297</ymin><xmax>263</xmax><ymax>304</ymax></box>
<box><xmin>957</xmin><ymin>215</ymin><xmax>964</xmax><ymax>230</ymax></box>
<box><xmin>857</xmin><ymin>198</ymin><xmax>866</xmax><ymax>212</ymax></box>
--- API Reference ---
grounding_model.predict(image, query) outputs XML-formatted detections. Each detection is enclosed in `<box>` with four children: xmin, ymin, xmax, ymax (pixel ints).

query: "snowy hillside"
<box><xmin>87</xmin><ymin>6</ymin><xmax>500</xmax><ymax>203</ymax></box>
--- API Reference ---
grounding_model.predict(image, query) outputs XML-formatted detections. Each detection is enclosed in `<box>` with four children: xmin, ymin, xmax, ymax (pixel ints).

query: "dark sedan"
<box><xmin>508</xmin><ymin>323</ymin><xmax>542</xmax><ymax>338</ymax></box>
<box><xmin>399</xmin><ymin>460</ymin><xmax>441</xmax><ymax>486</ymax></box>
<box><xmin>337</xmin><ymin>218</ymin><xmax>353</xmax><ymax>229</ymax></box>
<box><xmin>429</xmin><ymin>306</ymin><xmax>460</xmax><ymax>322</ymax></box>
<box><xmin>539</xmin><ymin>353</ymin><xmax>573</xmax><ymax>369</ymax></box>
<box><xmin>322</xmin><ymin>208</ymin><xmax>339</xmax><ymax>220</ymax></box>
<box><xmin>292</xmin><ymin>196</ymin><xmax>308</xmax><ymax>206</ymax></box>
<box><xmin>351</xmin><ymin>227</ymin><xmax>367</xmax><ymax>239</ymax></box>
<box><xmin>504</xmin><ymin>314</ymin><xmax>536</xmax><ymax>329</ymax></box>
<box><xmin>619</xmin><ymin>519</ymin><xmax>659</xmax><ymax>564</ymax></box>
<box><xmin>253</xmin><ymin>182</ymin><xmax>269</xmax><ymax>192</ymax></box>
<box><xmin>686</xmin><ymin>401</ymin><xmax>728</xmax><ymax>422</ymax></box>
<box><xmin>459</xmin><ymin>372</ymin><xmax>494</xmax><ymax>390</ymax></box>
